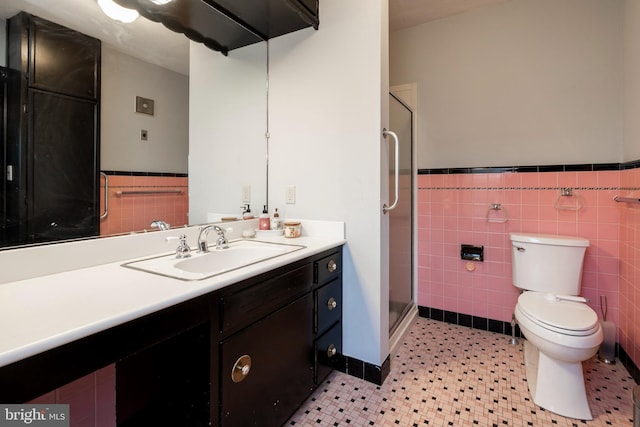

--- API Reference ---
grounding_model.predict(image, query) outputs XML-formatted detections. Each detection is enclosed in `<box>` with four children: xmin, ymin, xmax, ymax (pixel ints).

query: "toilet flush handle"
<box><xmin>514</xmin><ymin>246</ymin><xmax>525</xmax><ymax>252</ymax></box>
<box><xmin>545</xmin><ymin>293</ymin><xmax>589</xmax><ymax>303</ymax></box>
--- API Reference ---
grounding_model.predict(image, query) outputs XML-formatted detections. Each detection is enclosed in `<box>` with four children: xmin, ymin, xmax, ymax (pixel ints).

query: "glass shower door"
<box><xmin>388</xmin><ymin>92</ymin><xmax>414</xmax><ymax>335</ymax></box>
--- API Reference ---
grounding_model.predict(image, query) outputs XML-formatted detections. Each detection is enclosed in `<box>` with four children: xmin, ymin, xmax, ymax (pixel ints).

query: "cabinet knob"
<box><xmin>327</xmin><ymin>297</ymin><xmax>337</xmax><ymax>310</ymax></box>
<box><xmin>327</xmin><ymin>344</ymin><xmax>337</xmax><ymax>358</ymax></box>
<box><xmin>327</xmin><ymin>259</ymin><xmax>337</xmax><ymax>273</ymax></box>
<box><xmin>231</xmin><ymin>355</ymin><xmax>252</xmax><ymax>383</ymax></box>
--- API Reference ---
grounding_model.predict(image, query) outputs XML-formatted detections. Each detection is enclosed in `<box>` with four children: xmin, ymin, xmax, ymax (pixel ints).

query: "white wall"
<box><xmin>268</xmin><ymin>0</ymin><xmax>390</xmax><ymax>366</ymax></box>
<box><xmin>624</xmin><ymin>0</ymin><xmax>640</xmax><ymax>162</ymax></box>
<box><xmin>390</xmin><ymin>0</ymin><xmax>623</xmax><ymax>169</ymax></box>
<box><xmin>0</xmin><ymin>20</ymin><xmax>6</xmax><ymax>67</ymax></box>
<box><xmin>189</xmin><ymin>42</ymin><xmax>267</xmax><ymax>223</ymax></box>
<box><xmin>101</xmin><ymin>46</ymin><xmax>189</xmax><ymax>173</ymax></box>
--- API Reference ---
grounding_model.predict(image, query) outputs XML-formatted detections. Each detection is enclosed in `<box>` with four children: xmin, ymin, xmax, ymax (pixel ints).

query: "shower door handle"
<box><xmin>382</xmin><ymin>129</ymin><xmax>399</xmax><ymax>214</ymax></box>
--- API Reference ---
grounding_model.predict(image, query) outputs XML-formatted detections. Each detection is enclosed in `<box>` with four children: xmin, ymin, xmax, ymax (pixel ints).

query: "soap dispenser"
<box><xmin>271</xmin><ymin>208</ymin><xmax>282</xmax><ymax>230</ymax></box>
<box><xmin>242</xmin><ymin>204</ymin><xmax>253</xmax><ymax>220</ymax></box>
<box><xmin>259</xmin><ymin>205</ymin><xmax>271</xmax><ymax>230</ymax></box>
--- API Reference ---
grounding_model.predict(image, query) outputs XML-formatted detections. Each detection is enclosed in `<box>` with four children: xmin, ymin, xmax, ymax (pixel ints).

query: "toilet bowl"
<box><xmin>515</xmin><ymin>292</ymin><xmax>603</xmax><ymax>420</ymax></box>
<box><xmin>510</xmin><ymin>233</ymin><xmax>603</xmax><ymax>420</ymax></box>
<box><xmin>516</xmin><ymin>292</ymin><xmax>602</xmax><ymax>362</ymax></box>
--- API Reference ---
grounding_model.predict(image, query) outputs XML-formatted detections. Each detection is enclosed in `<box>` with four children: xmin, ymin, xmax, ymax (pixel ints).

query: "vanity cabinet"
<box><xmin>5</xmin><ymin>12</ymin><xmax>100</xmax><ymax>246</ymax></box>
<box><xmin>0</xmin><ymin>245</ymin><xmax>343</xmax><ymax>427</ymax></box>
<box><xmin>216</xmin><ymin>248</ymin><xmax>342</xmax><ymax>427</ymax></box>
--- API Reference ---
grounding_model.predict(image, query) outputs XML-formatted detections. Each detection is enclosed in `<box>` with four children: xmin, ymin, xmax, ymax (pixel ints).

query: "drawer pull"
<box><xmin>327</xmin><ymin>259</ymin><xmax>337</xmax><ymax>273</ymax></box>
<box><xmin>327</xmin><ymin>344</ymin><xmax>337</xmax><ymax>358</ymax></box>
<box><xmin>231</xmin><ymin>355</ymin><xmax>252</xmax><ymax>383</ymax></box>
<box><xmin>327</xmin><ymin>297</ymin><xmax>337</xmax><ymax>310</ymax></box>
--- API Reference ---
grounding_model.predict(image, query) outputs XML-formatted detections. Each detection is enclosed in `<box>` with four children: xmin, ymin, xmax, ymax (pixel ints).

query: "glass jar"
<box><xmin>283</xmin><ymin>222</ymin><xmax>301</xmax><ymax>238</ymax></box>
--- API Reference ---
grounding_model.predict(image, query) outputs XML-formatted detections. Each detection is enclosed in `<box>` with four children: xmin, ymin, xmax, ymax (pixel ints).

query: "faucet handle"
<box><xmin>175</xmin><ymin>234</ymin><xmax>191</xmax><ymax>259</ymax></box>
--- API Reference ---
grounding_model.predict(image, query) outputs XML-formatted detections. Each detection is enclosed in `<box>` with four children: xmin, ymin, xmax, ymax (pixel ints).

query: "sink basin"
<box><xmin>122</xmin><ymin>240</ymin><xmax>305</xmax><ymax>281</ymax></box>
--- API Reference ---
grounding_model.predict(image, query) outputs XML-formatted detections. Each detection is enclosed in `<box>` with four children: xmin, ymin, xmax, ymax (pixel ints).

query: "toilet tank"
<box><xmin>510</xmin><ymin>233</ymin><xmax>589</xmax><ymax>294</ymax></box>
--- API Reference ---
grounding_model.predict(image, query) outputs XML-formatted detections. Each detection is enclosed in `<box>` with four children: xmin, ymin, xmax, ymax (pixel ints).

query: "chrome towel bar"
<box><xmin>116</xmin><ymin>189</ymin><xmax>184</xmax><ymax>196</ymax></box>
<box><xmin>614</xmin><ymin>196</ymin><xmax>640</xmax><ymax>204</ymax></box>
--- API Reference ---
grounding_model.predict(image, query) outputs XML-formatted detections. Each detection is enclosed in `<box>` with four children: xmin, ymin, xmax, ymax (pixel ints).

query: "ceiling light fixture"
<box><xmin>97</xmin><ymin>0</ymin><xmax>139</xmax><ymax>23</ymax></box>
<box><xmin>150</xmin><ymin>0</ymin><xmax>174</xmax><ymax>4</ymax></box>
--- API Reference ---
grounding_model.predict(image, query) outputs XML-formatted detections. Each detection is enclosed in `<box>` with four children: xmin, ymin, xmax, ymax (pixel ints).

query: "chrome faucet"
<box><xmin>150</xmin><ymin>220</ymin><xmax>170</xmax><ymax>231</ymax></box>
<box><xmin>198</xmin><ymin>225</ymin><xmax>229</xmax><ymax>252</ymax></box>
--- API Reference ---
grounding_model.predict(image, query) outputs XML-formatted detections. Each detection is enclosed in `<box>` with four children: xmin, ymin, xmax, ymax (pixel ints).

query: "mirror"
<box><xmin>0</xmin><ymin>0</ymin><xmax>268</xmax><ymax>249</ymax></box>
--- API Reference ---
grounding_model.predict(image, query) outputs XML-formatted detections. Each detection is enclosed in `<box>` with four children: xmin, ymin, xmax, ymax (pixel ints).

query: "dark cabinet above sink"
<box><xmin>116</xmin><ymin>0</ymin><xmax>319</xmax><ymax>55</ymax></box>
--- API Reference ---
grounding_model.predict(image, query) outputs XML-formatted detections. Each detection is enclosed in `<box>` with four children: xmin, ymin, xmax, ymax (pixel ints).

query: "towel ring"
<box><xmin>486</xmin><ymin>203</ymin><xmax>508</xmax><ymax>223</ymax></box>
<box><xmin>554</xmin><ymin>188</ymin><xmax>583</xmax><ymax>211</ymax></box>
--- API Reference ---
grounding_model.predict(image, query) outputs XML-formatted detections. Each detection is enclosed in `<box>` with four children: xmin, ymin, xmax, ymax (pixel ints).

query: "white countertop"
<box><xmin>0</xmin><ymin>220</ymin><xmax>345</xmax><ymax>368</ymax></box>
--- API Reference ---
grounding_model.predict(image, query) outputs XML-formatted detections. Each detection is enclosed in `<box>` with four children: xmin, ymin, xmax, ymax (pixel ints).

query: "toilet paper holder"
<box><xmin>461</xmin><ymin>244</ymin><xmax>484</xmax><ymax>262</ymax></box>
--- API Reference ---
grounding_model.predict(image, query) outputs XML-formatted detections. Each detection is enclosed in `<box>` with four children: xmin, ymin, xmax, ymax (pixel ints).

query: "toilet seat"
<box><xmin>517</xmin><ymin>292</ymin><xmax>599</xmax><ymax>337</ymax></box>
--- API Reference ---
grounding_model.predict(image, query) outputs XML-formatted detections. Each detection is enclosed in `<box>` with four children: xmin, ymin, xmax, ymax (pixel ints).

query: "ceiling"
<box><xmin>0</xmin><ymin>0</ymin><xmax>509</xmax><ymax>75</ymax></box>
<box><xmin>0</xmin><ymin>0</ymin><xmax>189</xmax><ymax>75</ymax></box>
<box><xmin>389</xmin><ymin>0</ymin><xmax>510</xmax><ymax>31</ymax></box>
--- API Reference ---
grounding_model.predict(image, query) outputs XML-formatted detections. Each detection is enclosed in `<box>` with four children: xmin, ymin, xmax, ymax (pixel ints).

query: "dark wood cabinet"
<box><xmin>313</xmin><ymin>250</ymin><xmax>343</xmax><ymax>384</ymax></box>
<box><xmin>28</xmin><ymin>16</ymin><xmax>100</xmax><ymax>99</ymax></box>
<box><xmin>220</xmin><ymin>295</ymin><xmax>314</xmax><ymax>426</ymax></box>
<box><xmin>4</xmin><ymin>13</ymin><xmax>100</xmax><ymax>246</ymax></box>
<box><xmin>216</xmin><ymin>249</ymin><xmax>341</xmax><ymax>426</ymax></box>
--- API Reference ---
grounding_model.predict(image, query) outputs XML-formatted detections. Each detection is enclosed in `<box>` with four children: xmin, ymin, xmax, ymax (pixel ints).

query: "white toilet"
<box><xmin>510</xmin><ymin>232</ymin><xmax>603</xmax><ymax>420</ymax></box>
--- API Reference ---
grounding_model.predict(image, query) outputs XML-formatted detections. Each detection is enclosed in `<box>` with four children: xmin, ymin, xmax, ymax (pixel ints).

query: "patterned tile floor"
<box><xmin>287</xmin><ymin>317</ymin><xmax>636</xmax><ymax>426</ymax></box>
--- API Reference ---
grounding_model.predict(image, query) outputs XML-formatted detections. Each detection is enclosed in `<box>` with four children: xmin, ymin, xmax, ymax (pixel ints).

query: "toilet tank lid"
<box><xmin>509</xmin><ymin>232</ymin><xmax>589</xmax><ymax>247</ymax></box>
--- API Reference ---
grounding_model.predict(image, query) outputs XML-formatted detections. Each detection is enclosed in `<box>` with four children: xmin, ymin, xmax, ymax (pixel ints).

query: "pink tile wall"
<box><xmin>29</xmin><ymin>364</ymin><xmax>115</xmax><ymax>427</ymax></box>
<box><xmin>418</xmin><ymin>170</ymin><xmax>621</xmax><ymax>329</ymax></box>
<box><xmin>99</xmin><ymin>175</ymin><xmax>188</xmax><ymax>236</ymax></box>
<box><xmin>619</xmin><ymin>168</ymin><xmax>640</xmax><ymax>370</ymax></box>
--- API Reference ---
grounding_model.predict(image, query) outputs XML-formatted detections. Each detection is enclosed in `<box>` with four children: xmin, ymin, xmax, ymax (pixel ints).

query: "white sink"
<box><xmin>122</xmin><ymin>240</ymin><xmax>305</xmax><ymax>281</ymax></box>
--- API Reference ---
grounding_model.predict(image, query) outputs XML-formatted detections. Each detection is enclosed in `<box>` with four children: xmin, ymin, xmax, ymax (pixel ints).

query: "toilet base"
<box><xmin>524</xmin><ymin>340</ymin><xmax>593</xmax><ymax>420</ymax></box>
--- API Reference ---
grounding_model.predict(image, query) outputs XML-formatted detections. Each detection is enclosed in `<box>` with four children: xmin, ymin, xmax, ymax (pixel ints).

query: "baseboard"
<box><xmin>335</xmin><ymin>354</ymin><xmax>391</xmax><ymax>386</ymax></box>
<box><xmin>417</xmin><ymin>305</ymin><xmax>524</xmax><ymax>338</ymax></box>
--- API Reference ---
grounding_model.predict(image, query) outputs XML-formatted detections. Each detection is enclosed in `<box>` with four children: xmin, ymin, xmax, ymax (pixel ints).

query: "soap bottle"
<box><xmin>271</xmin><ymin>208</ymin><xmax>282</xmax><ymax>230</ymax></box>
<box><xmin>242</xmin><ymin>204</ymin><xmax>253</xmax><ymax>220</ymax></box>
<box><xmin>259</xmin><ymin>205</ymin><xmax>271</xmax><ymax>230</ymax></box>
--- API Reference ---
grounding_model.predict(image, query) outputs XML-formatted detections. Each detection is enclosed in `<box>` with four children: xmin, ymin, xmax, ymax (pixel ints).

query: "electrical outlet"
<box><xmin>141</xmin><ymin>129</ymin><xmax>148</xmax><ymax>141</ymax></box>
<box><xmin>285</xmin><ymin>185</ymin><xmax>296</xmax><ymax>204</ymax></box>
<box><xmin>242</xmin><ymin>185</ymin><xmax>251</xmax><ymax>203</ymax></box>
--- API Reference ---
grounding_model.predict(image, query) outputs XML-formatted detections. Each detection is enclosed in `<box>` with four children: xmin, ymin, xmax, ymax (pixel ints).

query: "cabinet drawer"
<box><xmin>314</xmin><ymin>251</ymin><xmax>341</xmax><ymax>285</ymax></box>
<box><xmin>315</xmin><ymin>322</ymin><xmax>342</xmax><ymax>384</ymax></box>
<box><xmin>221</xmin><ymin>264</ymin><xmax>313</xmax><ymax>333</ymax></box>
<box><xmin>315</xmin><ymin>278</ymin><xmax>341</xmax><ymax>335</ymax></box>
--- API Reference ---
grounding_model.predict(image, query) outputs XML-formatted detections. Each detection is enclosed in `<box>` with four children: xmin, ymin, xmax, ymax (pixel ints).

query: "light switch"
<box><xmin>286</xmin><ymin>185</ymin><xmax>296</xmax><ymax>204</ymax></box>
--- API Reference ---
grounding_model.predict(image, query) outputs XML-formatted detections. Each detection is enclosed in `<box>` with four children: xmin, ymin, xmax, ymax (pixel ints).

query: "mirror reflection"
<box><xmin>0</xmin><ymin>0</ymin><xmax>268</xmax><ymax>249</ymax></box>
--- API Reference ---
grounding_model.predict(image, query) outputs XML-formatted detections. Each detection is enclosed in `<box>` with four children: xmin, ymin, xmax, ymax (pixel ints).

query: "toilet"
<box><xmin>510</xmin><ymin>232</ymin><xmax>603</xmax><ymax>420</ymax></box>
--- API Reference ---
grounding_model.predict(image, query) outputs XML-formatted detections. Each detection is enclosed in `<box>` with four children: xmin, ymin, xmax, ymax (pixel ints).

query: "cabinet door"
<box><xmin>29</xmin><ymin>15</ymin><xmax>100</xmax><ymax>99</ymax></box>
<box><xmin>28</xmin><ymin>90</ymin><xmax>99</xmax><ymax>242</ymax></box>
<box><xmin>220</xmin><ymin>295</ymin><xmax>313</xmax><ymax>427</ymax></box>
